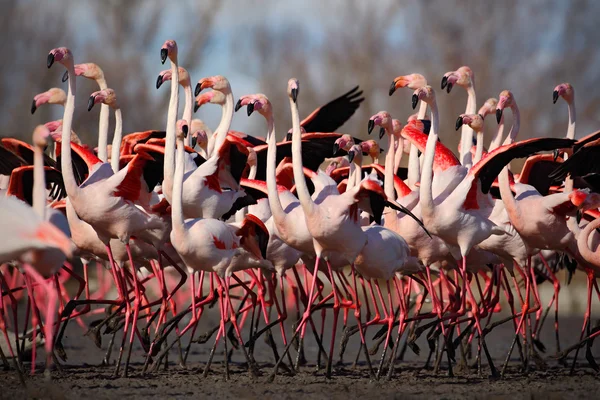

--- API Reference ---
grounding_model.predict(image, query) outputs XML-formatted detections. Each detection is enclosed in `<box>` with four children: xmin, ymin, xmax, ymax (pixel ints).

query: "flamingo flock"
<box><xmin>2</xmin><ymin>40</ymin><xmax>600</xmax><ymax>384</ymax></box>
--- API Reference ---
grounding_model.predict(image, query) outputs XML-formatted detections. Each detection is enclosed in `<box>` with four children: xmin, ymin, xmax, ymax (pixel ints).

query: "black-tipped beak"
<box><xmin>446</xmin><ymin>82</ymin><xmax>453</xmax><ymax>93</ymax></box>
<box><xmin>441</xmin><ymin>76</ymin><xmax>448</xmax><ymax>90</ymax></box>
<box><xmin>62</xmin><ymin>70</ymin><xmax>69</xmax><ymax>82</ymax></box>
<box><xmin>286</xmin><ymin>132</ymin><xmax>292</xmax><ymax>141</ymax></box>
<box><xmin>87</xmin><ymin>95</ymin><xmax>96</xmax><ymax>111</ymax></box>
<box><xmin>291</xmin><ymin>88</ymin><xmax>298</xmax><ymax>103</ymax></box>
<box><xmin>247</xmin><ymin>102</ymin><xmax>255</xmax><ymax>116</ymax></box>
<box><xmin>379</xmin><ymin>127</ymin><xmax>386</xmax><ymax>140</ymax></box>
<box><xmin>156</xmin><ymin>74</ymin><xmax>164</xmax><ymax>89</ymax></box>
<box><xmin>347</xmin><ymin>150</ymin><xmax>355</xmax><ymax>163</ymax></box>
<box><xmin>194</xmin><ymin>103</ymin><xmax>200</xmax><ymax>113</ymax></box>
<box><xmin>31</xmin><ymin>100</ymin><xmax>37</xmax><ymax>114</ymax></box>
<box><xmin>367</xmin><ymin>119</ymin><xmax>375</xmax><ymax>134</ymax></box>
<box><xmin>553</xmin><ymin>90</ymin><xmax>559</xmax><ymax>104</ymax></box>
<box><xmin>234</xmin><ymin>99</ymin><xmax>242</xmax><ymax>112</ymax></box>
<box><xmin>47</xmin><ymin>53</ymin><xmax>55</xmax><ymax>68</ymax></box>
<box><xmin>388</xmin><ymin>81</ymin><xmax>397</xmax><ymax>96</ymax></box>
<box><xmin>191</xmin><ymin>135</ymin><xmax>197</xmax><ymax>148</ymax></box>
<box><xmin>333</xmin><ymin>142</ymin><xmax>340</xmax><ymax>155</ymax></box>
<box><xmin>194</xmin><ymin>83</ymin><xmax>201</xmax><ymax>97</ymax></box>
<box><xmin>411</xmin><ymin>94</ymin><xmax>418</xmax><ymax>110</ymax></box>
<box><xmin>455</xmin><ymin>116</ymin><xmax>464</xmax><ymax>131</ymax></box>
<box><xmin>160</xmin><ymin>48</ymin><xmax>168</xmax><ymax>64</ymax></box>
<box><xmin>182</xmin><ymin>124</ymin><xmax>188</xmax><ymax>138</ymax></box>
<box><xmin>496</xmin><ymin>109</ymin><xmax>503</xmax><ymax>124</ymax></box>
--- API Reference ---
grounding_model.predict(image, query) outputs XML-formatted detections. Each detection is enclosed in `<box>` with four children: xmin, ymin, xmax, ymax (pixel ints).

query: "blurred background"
<box><xmin>2</xmin><ymin>0</ymin><xmax>599</xmax><ymax>157</ymax></box>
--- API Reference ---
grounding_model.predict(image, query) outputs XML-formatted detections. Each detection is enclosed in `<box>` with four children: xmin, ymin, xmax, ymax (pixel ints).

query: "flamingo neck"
<box><xmin>407</xmin><ymin>101</ymin><xmax>427</xmax><ymax>188</ymax></box>
<box><xmin>488</xmin><ymin>115</ymin><xmax>505</xmax><ymax>152</ymax></box>
<box><xmin>96</xmin><ymin>77</ymin><xmax>109</xmax><ymax>163</ymax></box>
<box><xmin>384</xmin><ymin>127</ymin><xmax>396</xmax><ymax>199</ymax></box>
<box><xmin>209</xmin><ymin>91</ymin><xmax>233</xmax><ymax>156</ymax></box>
<box><xmin>419</xmin><ymin>98</ymin><xmax>438</xmax><ymax>215</ymax></box>
<box><xmin>474</xmin><ymin>131</ymin><xmax>484</xmax><ymax>164</ymax></box>
<box><xmin>498</xmin><ymin>103</ymin><xmax>521</xmax><ymax>217</ymax></box>
<box><xmin>33</xmin><ymin>144</ymin><xmax>46</xmax><ymax>218</ymax></box>
<box><xmin>61</xmin><ymin>62</ymin><xmax>80</xmax><ymax>198</ymax></box>
<box><xmin>577</xmin><ymin>218</ymin><xmax>600</xmax><ymax>267</ymax></box>
<box><xmin>110</xmin><ymin>108</ymin><xmax>122</xmax><ymax>173</ymax></box>
<box><xmin>172</xmin><ymin>136</ymin><xmax>186</xmax><ymax>229</ymax></box>
<box><xmin>459</xmin><ymin>85</ymin><xmax>477</xmax><ymax>168</ymax></box>
<box><xmin>182</xmin><ymin>82</ymin><xmax>193</xmax><ymax>147</ymax></box>
<box><xmin>290</xmin><ymin>97</ymin><xmax>315</xmax><ymax>214</ymax></box>
<box><xmin>264</xmin><ymin>114</ymin><xmax>288</xmax><ymax>224</ymax></box>
<box><xmin>164</xmin><ymin>57</ymin><xmax>180</xmax><ymax>182</ymax></box>
<box><xmin>502</xmin><ymin>103</ymin><xmax>520</xmax><ymax>146</ymax></box>
<box><xmin>393</xmin><ymin>132</ymin><xmax>405</xmax><ymax>181</ymax></box>
<box><xmin>566</xmin><ymin>100</ymin><xmax>576</xmax><ymax>140</ymax></box>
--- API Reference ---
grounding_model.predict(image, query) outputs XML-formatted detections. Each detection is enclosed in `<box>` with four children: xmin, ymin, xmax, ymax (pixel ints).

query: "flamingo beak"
<box><xmin>194</xmin><ymin>102</ymin><xmax>200</xmax><ymax>113</ymax></box>
<box><xmin>47</xmin><ymin>53</ymin><xmax>55</xmax><ymax>68</ymax></box>
<box><xmin>62</xmin><ymin>70</ymin><xmax>69</xmax><ymax>82</ymax></box>
<box><xmin>446</xmin><ymin>82</ymin><xmax>453</xmax><ymax>93</ymax></box>
<box><xmin>455</xmin><ymin>116</ymin><xmax>464</xmax><ymax>131</ymax></box>
<box><xmin>191</xmin><ymin>135</ymin><xmax>197</xmax><ymax>148</ymax></box>
<box><xmin>496</xmin><ymin>109</ymin><xmax>503</xmax><ymax>124</ymax></box>
<box><xmin>160</xmin><ymin>48</ymin><xmax>168</xmax><ymax>64</ymax></box>
<box><xmin>234</xmin><ymin>99</ymin><xmax>243</xmax><ymax>112</ymax></box>
<box><xmin>31</xmin><ymin>100</ymin><xmax>37</xmax><ymax>114</ymax></box>
<box><xmin>388</xmin><ymin>81</ymin><xmax>398</xmax><ymax>96</ymax></box>
<box><xmin>441</xmin><ymin>76</ymin><xmax>448</xmax><ymax>90</ymax></box>
<box><xmin>87</xmin><ymin>95</ymin><xmax>96</xmax><ymax>112</ymax></box>
<box><xmin>347</xmin><ymin>150</ymin><xmax>355</xmax><ymax>163</ymax></box>
<box><xmin>182</xmin><ymin>124</ymin><xmax>188</xmax><ymax>138</ymax></box>
<box><xmin>411</xmin><ymin>94</ymin><xmax>419</xmax><ymax>110</ymax></box>
<box><xmin>291</xmin><ymin>88</ymin><xmax>298</xmax><ymax>103</ymax></box>
<box><xmin>553</xmin><ymin>90</ymin><xmax>559</xmax><ymax>104</ymax></box>
<box><xmin>156</xmin><ymin>74</ymin><xmax>164</xmax><ymax>89</ymax></box>
<box><xmin>247</xmin><ymin>102</ymin><xmax>255</xmax><ymax>116</ymax></box>
<box><xmin>367</xmin><ymin>119</ymin><xmax>375</xmax><ymax>135</ymax></box>
<box><xmin>379</xmin><ymin>128</ymin><xmax>386</xmax><ymax>140</ymax></box>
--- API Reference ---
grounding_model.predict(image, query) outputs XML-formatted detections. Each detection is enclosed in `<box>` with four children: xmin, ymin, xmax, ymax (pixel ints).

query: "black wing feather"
<box><xmin>301</xmin><ymin>86</ymin><xmax>364</xmax><ymax>133</ymax></box>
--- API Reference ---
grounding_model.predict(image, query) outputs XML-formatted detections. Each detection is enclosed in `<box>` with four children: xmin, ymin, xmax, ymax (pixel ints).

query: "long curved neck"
<box><xmin>33</xmin><ymin>144</ymin><xmax>46</xmax><ymax>218</ymax></box>
<box><xmin>182</xmin><ymin>82</ymin><xmax>193</xmax><ymax>147</ymax></box>
<box><xmin>97</xmin><ymin>77</ymin><xmax>109</xmax><ymax>163</ymax></box>
<box><xmin>419</xmin><ymin>99</ymin><xmax>438</xmax><ymax>214</ymax></box>
<box><xmin>61</xmin><ymin>62</ymin><xmax>79</xmax><ymax>198</ymax></box>
<box><xmin>566</xmin><ymin>99</ymin><xmax>576</xmax><ymax>140</ymax></box>
<box><xmin>393</xmin><ymin>133</ymin><xmax>405</xmax><ymax>179</ymax></box>
<box><xmin>488</xmin><ymin>115</ymin><xmax>505</xmax><ymax>152</ymax></box>
<box><xmin>172</xmin><ymin>136</ymin><xmax>186</xmax><ymax>228</ymax></box>
<box><xmin>459</xmin><ymin>85</ymin><xmax>476</xmax><ymax>168</ymax></box>
<box><xmin>502</xmin><ymin>104</ymin><xmax>520</xmax><ymax>146</ymax></box>
<box><xmin>290</xmin><ymin>97</ymin><xmax>315</xmax><ymax>214</ymax></box>
<box><xmin>577</xmin><ymin>218</ymin><xmax>600</xmax><ymax>267</ymax></box>
<box><xmin>265</xmin><ymin>114</ymin><xmax>287</xmax><ymax>223</ymax></box>
<box><xmin>164</xmin><ymin>57</ymin><xmax>179</xmax><ymax>181</ymax></box>
<box><xmin>110</xmin><ymin>108</ymin><xmax>122</xmax><ymax>173</ymax></box>
<box><xmin>210</xmin><ymin>91</ymin><xmax>233</xmax><ymax>156</ymax></box>
<box><xmin>474</xmin><ymin>131</ymin><xmax>484</xmax><ymax>164</ymax></box>
<box><xmin>407</xmin><ymin>101</ymin><xmax>427</xmax><ymax>188</ymax></box>
<box><xmin>384</xmin><ymin>129</ymin><xmax>396</xmax><ymax>199</ymax></box>
<box><xmin>498</xmin><ymin>103</ymin><xmax>521</xmax><ymax>216</ymax></box>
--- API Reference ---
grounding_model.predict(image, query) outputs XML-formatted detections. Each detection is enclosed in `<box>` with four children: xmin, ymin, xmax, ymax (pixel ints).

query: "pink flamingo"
<box><xmin>30</xmin><ymin>88</ymin><xmax>66</xmax><ymax>114</ymax></box>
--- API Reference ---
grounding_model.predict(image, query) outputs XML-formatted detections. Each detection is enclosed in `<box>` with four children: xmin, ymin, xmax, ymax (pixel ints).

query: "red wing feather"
<box><xmin>113</xmin><ymin>152</ymin><xmax>154</xmax><ymax>202</ymax></box>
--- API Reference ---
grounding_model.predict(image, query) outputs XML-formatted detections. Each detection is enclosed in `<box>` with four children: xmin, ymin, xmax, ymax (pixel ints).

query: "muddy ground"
<box><xmin>1</xmin><ymin>306</ymin><xmax>600</xmax><ymax>399</ymax></box>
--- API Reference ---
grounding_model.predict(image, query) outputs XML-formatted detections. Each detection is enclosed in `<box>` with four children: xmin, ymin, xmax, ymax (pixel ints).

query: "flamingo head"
<box><xmin>235</xmin><ymin>94</ymin><xmax>272</xmax><ymax>118</ymax></box>
<box><xmin>88</xmin><ymin>88</ymin><xmax>118</xmax><ymax>111</ymax></box>
<box><xmin>195</xmin><ymin>75</ymin><xmax>230</xmax><ymax>96</ymax></box>
<box><xmin>286</xmin><ymin>126</ymin><xmax>306</xmax><ymax>141</ymax></box>
<box><xmin>412</xmin><ymin>85</ymin><xmax>435</xmax><ymax>109</ymax></box>
<box><xmin>441</xmin><ymin>66</ymin><xmax>474</xmax><ymax>93</ymax></box>
<box><xmin>496</xmin><ymin>90</ymin><xmax>516</xmax><ymax>123</ymax></box>
<box><xmin>62</xmin><ymin>63</ymin><xmax>105</xmax><ymax>83</ymax></box>
<box><xmin>156</xmin><ymin>66</ymin><xmax>190</xmax><ymax>89</ymax></box>
<box><xmin>190</xmin><ymin>119</ymin><xmax>210</xmax><ymax>149</ymax></box>
<box><xmin>32</xmin><ymin>125</ymin><xmax>53</xmax><ymax>148</ymax></box>
<box><xmin>478</xmin><ymin>98</ymin><xmax>498</xmax><ymax>119</ymax></box>
<box><xmin>287</xmin><ymin>78</ymin><xmax>299</xmax><ymax>103</ymax></box>
<box><xmin>333</xmin><ymin>134</ymin><xmax>354</xmax><ymax>155</ymax></box>
<box><xmin>44</xmin><ymin>119</ymin><xmax>63</xmax><ymax>135</ymax></box>
<box><xmin>176</xmin><ymin>119</ymin><xmax>188</xmax><ymax>141</ymax></box>
<box><xmin>361</xmin><ymin>140</ymin><xmax>381</xmax><ymax>161</ymax></box>
<box><xmin>389</xmin><ymin>73</ymin><xmax>427</xmax><ymax>96</ymax></box>
<box><xmin>368</xmin><ymin>111</ymin><xmax>392</xmax><ymax>139</ymax></box>
<box><xmin>347</xmin><ymin>144</ymin><xmax>363</xmax><ymax>164</ymax></box>
<box><xmin>160</xmin><ymin>40</ymin><xmax>178</xmax><ymax>64</ymax></box>
<box><xmin>553</xmin><ymin>82</ymin><xmax>574</xmax><ymax>105</ymax></box>
<box><xmin>194</xmin><ymin>90</ymin><xmax>226</xmax><ymax>112</ymax></box>
<box><xmin>455</xmin><ymin>113</ymin><xmax>484</xmax><ymax>133</ymax></box>
<box><xmin>47</xmin><ymin>47</ymin><xmax>73</xmax><ymax>69</ymax></box>
<box><xmin>325</xmin><ymin>159</ymin><xmax>341</xmax><ymax>175</ymax></box>
<box><xmin>31</xmin><ymin>88</ymin><xmax>66</xmax><ymax>114</ymax></box>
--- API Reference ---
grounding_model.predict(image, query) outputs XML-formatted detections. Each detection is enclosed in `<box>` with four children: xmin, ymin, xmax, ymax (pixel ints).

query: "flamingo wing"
<box><xmin>0</xmin><ymin>144</ymin><xmax>27</xmax><ymax>175</ymax></box>
<box><xmin>56</xmin><ymin>142</ymin><xmax>102</xmax><ymax>186</ymax></box>
<box><xmin>401</xmin><ymin>120</ymin><xmax>459</xmax><ymax>172</ymax></box>
<box><xmin>550</xmin><ymin>138</ymin><xmax>600</xmax><ymax>182</ymax></box>
<box><xmin>108</xmin><ymin>151</ymin><xmax>155</xmax><ymax>202</ymax></box>
<box><xmin>235</xmin><ymin>213</ymin><xmax>270</xmax><ymax>259</ymax></box>
<box><xmin>301</xmin><ymin>86</ymin><xmax>364</xmax><ymax>133</ymax></box>
<box><xmin>6</xmin><ymin>166</ymin><xmax>66</xmax><ymax>205</ymax></box>
<box><xmin>120</xmin><ymin>130</ymin><xmax>166</xmax><ymax>156</ymax></box>
<box><xmin>1</xmin><ymin>138</ymin><xmax>58</xmax><ymax>169</ymax></box>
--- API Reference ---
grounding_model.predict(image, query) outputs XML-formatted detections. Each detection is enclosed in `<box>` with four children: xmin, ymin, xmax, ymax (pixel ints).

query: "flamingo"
<box><xmin>30</xmin><ymin>88</ymin><xmax>66</xmax><ymax>114</ymax></box>
<box><xmin>388</xmin><ymin>73</ymin><xmax>429</xmax><ymax>189</ymax></box>
<box><xmin>156</xmin><ymin>66</ymin><xmax>193</xmax><ymax>147</ymax></box>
